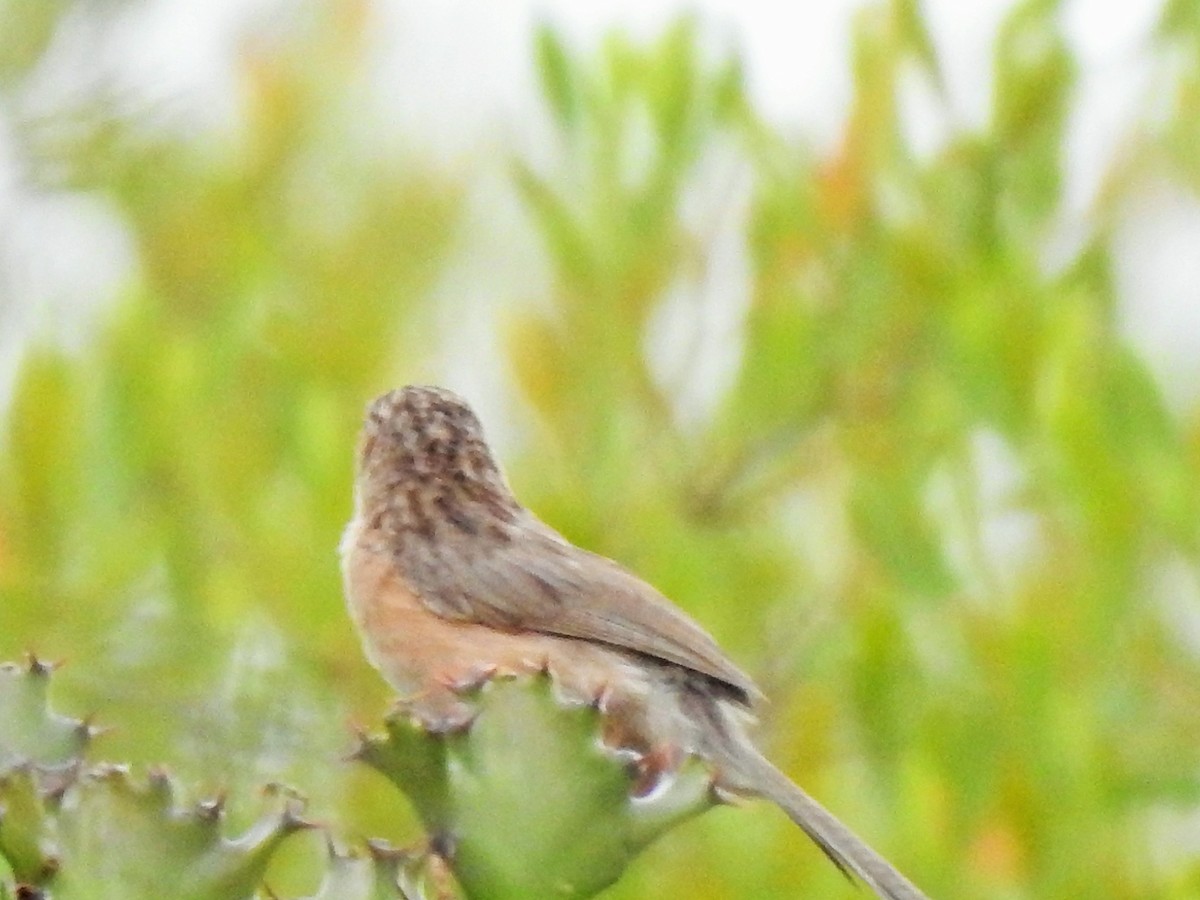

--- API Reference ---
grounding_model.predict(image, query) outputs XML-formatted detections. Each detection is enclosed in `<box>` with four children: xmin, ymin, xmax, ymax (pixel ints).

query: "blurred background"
<box><xmin>2</xmin><ymin>0</ymin><xmax>1200</xmax><ymax>896</ymax></box>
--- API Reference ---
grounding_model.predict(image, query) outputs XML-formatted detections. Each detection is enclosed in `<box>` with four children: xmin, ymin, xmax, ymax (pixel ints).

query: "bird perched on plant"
<box><xmin>341</xmin><ymin>384</ymin><xmax>928</xmax><ymax>900</ymax></box>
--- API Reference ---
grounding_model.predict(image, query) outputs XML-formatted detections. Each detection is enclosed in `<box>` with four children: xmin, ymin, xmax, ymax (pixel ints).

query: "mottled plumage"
<box><xmin>342</xmin><ymin>384</ymin><xmax>929</xmax><ymax>900</ymax></box>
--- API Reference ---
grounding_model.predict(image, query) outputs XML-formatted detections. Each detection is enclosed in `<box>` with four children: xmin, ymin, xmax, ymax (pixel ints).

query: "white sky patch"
<box><xmin>1063</xmin><ymin>0</ymin><xmax>1165</xmax><ymax>65</ymax></box>
<box><xmin>1153</xmin><ymin>553</ymin><xmax>1200</xmax><ymax>658</ymax></box>
<box><xmin>645</xmin><ymin>143</ymin><xmax>754</xmax><ymax>429</ymax></box>
<box><xmin>369</xmin><ymin>0</ymin><xmax>869</xmax><ymax>158</ymax></box>
<box><xmin>897</xmin><ymin>59</ymin><xmax>953</xmax><ymax>164</ymax></box>
<box><xmin>1115</xmin><ymin>184</ymin><xmax>1200</xmax><ymax>414</ymax></box>
<box><xmin>922</xmin><ymin>0</ymin><xmax>1012</xmax><ymax>131</ymax></box>
<box><xmin>1042</xmin><ymin>0</ymin><xmax>1160</xmax><ymax>273</ymax></box>
<box><xmin>428</xmin><ymin>167</ymin><xmax>550</xmax><ymax>455</ymax></box>
<box><xmin>103</xmin><ymin>0</ymin><xmax>280</xmax><ymax>132</ymax></box>
<box><xmin>926</xmin><ymin>429</ymin><xmax>1042</xmax><ymax>604</ymax></box>
<box><xmin>370</xmin><ymin>0</ymin><xmax>541</xmax><ymax>160</ymax></box>
<box><xmin>678</xmin><ymin>0</ymin><xmax>864</xmax><ymax>148</ymax></box>
<box><xmin>0</xmin><ymin>186</ymin><xmax>137</xmax><ymax>417</ymax></box>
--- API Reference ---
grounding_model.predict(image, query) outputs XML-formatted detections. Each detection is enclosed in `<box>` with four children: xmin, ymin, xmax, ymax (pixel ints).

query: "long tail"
<box><xmin>729</xmin><ymin>746</ymin><xmax>930</xmax><ymax>900</ymax></box>
<box><xmin>688</xmin><ymin>691</ymin><xmax>930</xmax><ymax>900</ymax></box>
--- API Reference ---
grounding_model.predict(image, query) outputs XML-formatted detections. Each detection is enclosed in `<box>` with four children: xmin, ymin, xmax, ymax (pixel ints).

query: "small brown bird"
<box><xmin>341</xmin><ymin>384</ymin><xmax>928</xmax><ymax>900</ymax></box>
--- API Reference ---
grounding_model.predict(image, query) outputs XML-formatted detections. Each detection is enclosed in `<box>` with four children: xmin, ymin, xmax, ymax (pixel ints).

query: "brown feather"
<box><xmin>354</xmin><ymin>385</ymin><xmax>758</xmax><ymax>703</ymax></box>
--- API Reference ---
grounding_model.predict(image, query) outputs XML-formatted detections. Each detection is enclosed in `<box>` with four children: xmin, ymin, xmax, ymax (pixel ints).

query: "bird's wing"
<box><xmin>395</xmin><ymin>514</ymin><xmax>760</xmax><ymax>704</ymax></box>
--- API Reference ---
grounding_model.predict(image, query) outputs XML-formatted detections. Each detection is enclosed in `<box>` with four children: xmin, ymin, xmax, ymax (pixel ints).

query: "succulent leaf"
<box><xmin>0</xmin><ymin>659</ymin><xmax>90</xmax><ymax>773</ymax></box>
<box><xmin>294</xmin><ymin>839</ymin><xmax>435</xmax><ymax>900</ymax></box>
<box><xmin>0</xmin><ymin>765</ymin><xmax>62</xmax><ymax>885</ymax></box>
<box><xmin>359</xmin><ymin>675</ymin><xmax>715</xmax><ymax>900</ymax></box>
<box><xmin>49</xmin><ymin>767</ymin><xmax>309</xmax><ymax>900</ymax></box>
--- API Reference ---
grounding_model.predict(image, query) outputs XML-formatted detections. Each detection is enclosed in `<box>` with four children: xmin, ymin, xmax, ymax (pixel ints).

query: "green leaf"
<box><xmin>511</xmin><ymin>161</ymin><xmax>596</xmax><ymax>292</ymax></box>
<box><xmin>991</xmin><ymin>0</ymin><xmax>1073</xmax><ymax>226</ymax></box>
<box><xmin>0</xmin><ymin>0</ymin><xmax>65</xmax><ymax>83</ymax></box>
<box><xmin>358</xmin><ymin>675</ymin><xmax>714</xmax><ymax>900</ymax></box>
<box><xmin>1158</xmin><ymin>0</ymin><xmax>1200</xmax><ymax>39</ymax></box>
<box><xmin>647</xmin><ymin>17</ymin><xmax>700</xmax><ymax>154</ymax></box>
<box><xmin>534</xmin><ymin>25</ymin><xmax>581</xmax><ymax>131</ymax></box>
<box><xmin>851</xmin><ymin>469</ymin><xmax>955</xmax><ymax>598</ymax></box>
<box><xmin>53</xmin><ymin>770</ymin><xmax>308</xmax><ymax>900</ymax></box>
<box><xmin>291</xmin><ymin>840</ymin><xmax>422</xmax><ymax>900</ymax></box>
<box><xmin>0</xmin><ymin>765</ymin><xmax>61</xmax><ymax>885</ymax></box>
<box><xmin>0</xmin><ymin>659</ymin><xmax>90</xmax><ymax>773</ymax></box>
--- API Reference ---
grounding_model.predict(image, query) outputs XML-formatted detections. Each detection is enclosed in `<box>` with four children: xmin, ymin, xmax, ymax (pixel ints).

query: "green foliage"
<box><xmin>358</xmin><ymin>675</ymin><xmax>713</xmax><ymax>900</ymax></box>
<box><xmin>50</xmin><ymin>768</ymin><xmax>306</xmax><ymax>900</ymax></box>
<box><xmin>2</xmin><ymin>0</ymin><xmax>1200</xmax><ymax>897</ymax></box>
<box><xmin>297</xmin><ymin>841</ymin><xmax>425</xmax><ymax>900</ymax></box>
<box><xmin>0</xmin><ymin>659</ymin><xmax>312</xmax><ymax>898</ymax></box>
<box><xmin>0</xmin><ymin>765</ymin><xmax>59</xmax><ymax>887</ymax></box>
<box><xmin>0</xmin><ymin>659</ymin><xmax>92</xmax><ymax>773</ymax></box>
<box><xmin>0</xmin><ymin>659</ymin><xmax>91</xmax><ymax>886</ymax></box>
<box><xmin>0</xmin><ymin>659</ymin><xmax>709</xmax><ymax>899</ymax></box>
<box><xmin>73</xmin><ymin>764</ymin><xmax>301</xmax><ymax>898</ymax></box>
